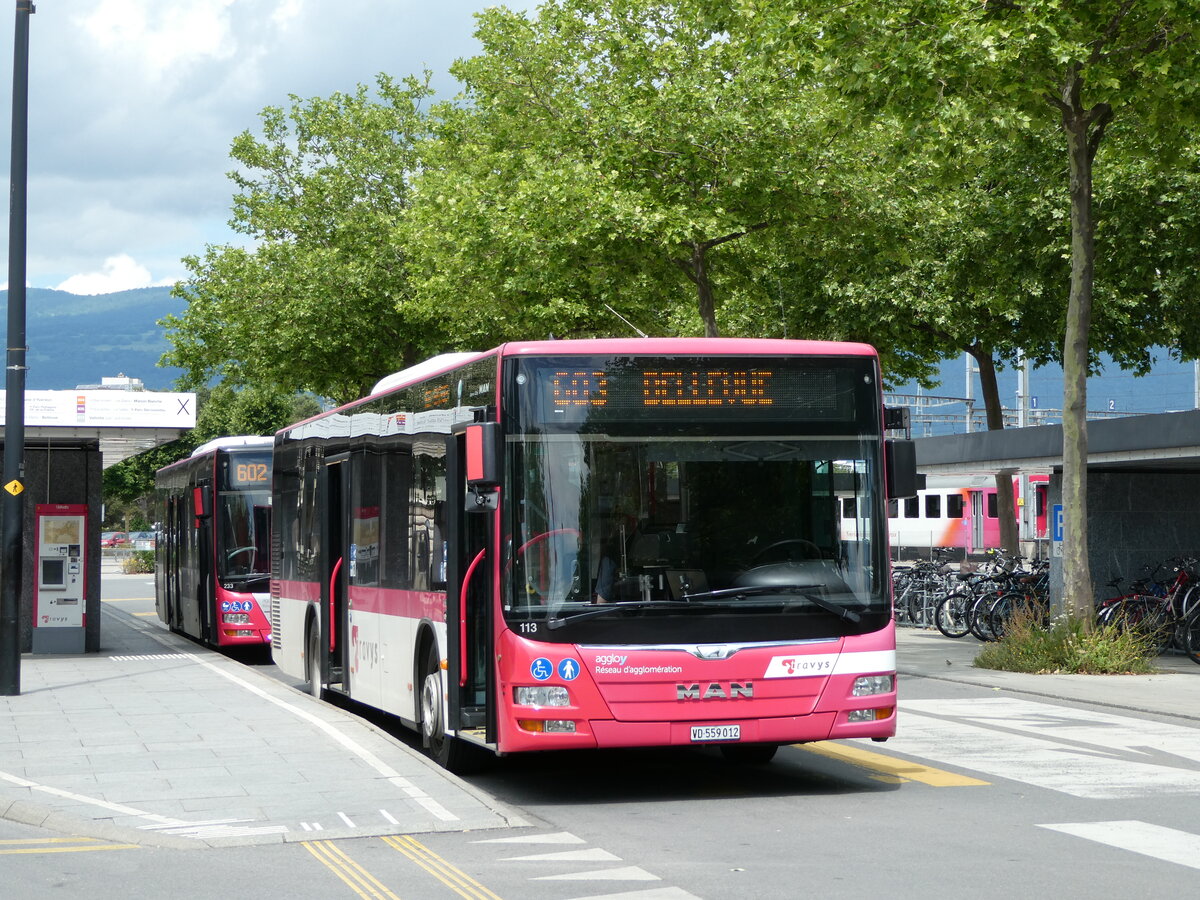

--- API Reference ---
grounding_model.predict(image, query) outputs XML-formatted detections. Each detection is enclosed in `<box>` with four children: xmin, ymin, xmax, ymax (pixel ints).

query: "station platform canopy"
<box><xmin>915</xmin><ymin>408</ymin><xmax>1200</xmax><ymax>476</ymax></box>
<box><xmin>0</xmin><ymin>388</ymin><xmax>197</xmax><ymax>467</ymax></box>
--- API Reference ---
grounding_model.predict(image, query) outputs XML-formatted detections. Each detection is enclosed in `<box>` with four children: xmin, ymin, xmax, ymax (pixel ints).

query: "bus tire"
<box><xmin>306</xmin><ymin>622</ymin><xmax>323</xmax><ymax>700</ymax></box>
<box><xmin>419</xmin><ymin>643</ymin><xmax>478</xmax><ymax>773</ymax></box>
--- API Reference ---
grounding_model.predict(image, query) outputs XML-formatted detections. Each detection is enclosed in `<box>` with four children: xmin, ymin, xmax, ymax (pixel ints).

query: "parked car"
<box><xmin>129</xmin><ymin>531</ymin><xmax>156</xmax><ymax>549</ymax></box>
<box><xmin>100</xmin><ymin>531</ymin><xmax>129</xmax><ymax>548</ymax></box>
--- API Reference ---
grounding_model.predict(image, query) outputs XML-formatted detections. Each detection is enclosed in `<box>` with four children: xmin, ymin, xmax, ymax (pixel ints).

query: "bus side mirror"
<box><xmin>192</xmin><ymin>486</ymin><xmax>211</xmax><ymax>527</ymax></box>
<box><xmin>885</xmin><ymin>440</ymin><xmax>922</xmax><ymax>499</ymax></box>
<box><xmin>465</xmin><ymin>422</ymin><xmax>501</xmax><ymax>513</ymax></box>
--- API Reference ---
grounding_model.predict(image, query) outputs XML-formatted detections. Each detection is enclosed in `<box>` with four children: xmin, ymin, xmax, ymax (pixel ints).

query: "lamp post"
<box><xmin>1</xmin><ymin>0</ymin><xmax>34</xmax><ymax>696</ymax></box>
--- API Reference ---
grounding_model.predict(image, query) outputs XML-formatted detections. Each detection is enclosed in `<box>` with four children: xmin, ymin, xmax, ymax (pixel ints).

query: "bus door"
<box><xmin>192</xmin><ymin>481</ymin><xmax>215</xmax><ymax>642</ymax></box>
<box><xmin>163</xmin><ymin>494</ymin><xmax>184</xmax><ymax>630</ymax></box>
<box><xmin>968</xmin><ymin>490</ymin><xmax>985</xmax><ymax>553</ymax></box>
<box><xmin>318</xmin><ymin>454</ymin><xmax>351</xmax><ymax>695</ymax></box>
<box><xmin>447</xmin><ymin>428</ymin><xmax>496</xmax><ymax>745</ymax></box>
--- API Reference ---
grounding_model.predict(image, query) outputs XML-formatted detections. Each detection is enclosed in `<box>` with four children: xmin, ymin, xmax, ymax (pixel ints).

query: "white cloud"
<box><xmin>1</xmin><ymin>0</ymin><xmax>530</xmax><ymax>290</ymax></box>
<box><xmin>77</xmin><ymin>0</ymin><xmax>237</xmax><ymax>80</ymax></box>
<box><xmin>272</xmin><ymin>0</ymin><xmax>306</xmax><ymax>29</ymax></box>
<box><xmin>54</xmin><ymin>255</ymin><xmax>175</xmax><ymax>295</ymax></box>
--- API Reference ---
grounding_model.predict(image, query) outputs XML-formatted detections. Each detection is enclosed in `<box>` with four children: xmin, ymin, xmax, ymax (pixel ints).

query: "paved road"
<box><xmin>2</xmin><ymin>574</ymin><xmax>1198</xmax><ymax>898</ymax></box>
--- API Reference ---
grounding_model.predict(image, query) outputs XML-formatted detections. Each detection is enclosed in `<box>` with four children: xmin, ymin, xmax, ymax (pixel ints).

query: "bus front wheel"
<box><xmin>306</xmin><ymin>624</ymin><xmax>323</xmax><ymax>700</ymax></box>
<box><xmin>419</xmin><ymin>643</ymin><xmax>476</xmax><ymax>772</ymax></box>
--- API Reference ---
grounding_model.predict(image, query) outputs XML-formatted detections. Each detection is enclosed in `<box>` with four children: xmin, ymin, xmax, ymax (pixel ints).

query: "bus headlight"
<box><xmin>848</xmin><ymin>707</ymin><xmax>893</xmax><ymax>722</ymax></box>
<box><xmin>222</xmin><ymin>613</ymin><xmax>252</xmax><ymax>625</ymax></box>
<box><xmin>514</xmin><ymin>685</ymin><xmax>570</xmax><ymax>707</ymax></box>
<box><xmin>852</xmin><ymin>675</ymin><xmax>894</xmax><ymax>697</ymax></box>
<box><xmin>518</xmin><ymin>719</ymin><xmax>577</xmax><ymax>733</ymax></box>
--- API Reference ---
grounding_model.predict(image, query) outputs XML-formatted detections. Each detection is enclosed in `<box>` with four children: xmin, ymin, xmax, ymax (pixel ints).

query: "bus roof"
<box><xmin>496</xmin><ymin>337</ymin><xmax>878</xmax><ymax>358</ymax></box>
<box><xmin>189</xmin><ymin>435</ymin><xmax>275</xmax><ymax>457</ymax></box>
<box><xmin>282</xmin><ymin>337</ymin><xmax>880</xmax><ymax>434</ymax></box>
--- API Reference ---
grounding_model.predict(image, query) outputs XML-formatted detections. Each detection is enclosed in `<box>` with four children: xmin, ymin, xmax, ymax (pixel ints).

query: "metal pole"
<box><xmin>1</xmin><ymin>0</ymin><xmax>34</xmax><ymax>696</ymax></box>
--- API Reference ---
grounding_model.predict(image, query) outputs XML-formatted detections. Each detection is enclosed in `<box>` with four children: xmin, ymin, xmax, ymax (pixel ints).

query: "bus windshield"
<box><xmin>503</xmin><ymin>433</ymin><xmax>886</xmax><ymax>643</ymax></box>
<box><xmin>217</xmin><ymin>489</ymin><xmax>271</xmax><ymax>581</ymax></box>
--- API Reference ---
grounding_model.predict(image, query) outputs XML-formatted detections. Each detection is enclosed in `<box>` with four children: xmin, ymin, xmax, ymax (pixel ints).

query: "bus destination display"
<box><xmin>226</xmin><ymin>455</ymin><xmax>271</xmax><ymax>488</ymax></box>
<box><xmin>525</xmin><ymin>357</ymin><xmax>862</xmax><ymax>424</ymax></box>
<box><xmin>551</xmin><ymin>369</ymin><xmax>777</xmax><ymax>409</ymax></box>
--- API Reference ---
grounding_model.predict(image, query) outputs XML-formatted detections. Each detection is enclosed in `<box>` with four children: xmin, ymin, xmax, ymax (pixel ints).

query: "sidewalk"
<box><xmin>896</xmin><ymin>626</ymin><xmax>1200</xmax><ymax>721</ymax></box>
<box><xmin>2</xmin><ymin>608</ymin><xmax>1195</xmax><ymax>850</ymax></box>
<box><xmin>0</xmin><ymin>603</ymin><xmax>525</xmax><ymax>848</ymax></box>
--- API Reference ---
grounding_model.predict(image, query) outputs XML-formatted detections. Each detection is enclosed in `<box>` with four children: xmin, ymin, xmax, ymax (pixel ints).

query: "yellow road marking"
<box><xmin>302</xmin><ymin>840</ymin><xmax>401</xmax><ymax>900</ymax></box>
<box><xmin>0</xmin><ymin>837</ymin><xmax>138</xmax><ymax>854</ymax></box>
<box><xmin>383</xmin><ymin>835</ymin><xmax>503</xmax><ymax>900</ymax></box>
<box><xmin>798</xmin><ymin>742</ymin><xmax>990</xmax><ymax>787</ymax></box>
<box><xmin>132</xmin><ymin>611</ymin><xmax>158</xmax><ymax>617</ymax></box>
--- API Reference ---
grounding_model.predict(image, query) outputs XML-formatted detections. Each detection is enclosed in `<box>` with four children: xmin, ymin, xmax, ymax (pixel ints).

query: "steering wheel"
<box><xmin>514</xmin><ymin>529</ymin><xmax>583</xmax><ymax>604</ymax></box>
<box><xmin>226</xmin><ymin>546</ymin><xmax>258</xmax><ymax>570</ymax></box>
<box><xmin>515</xmin><ymin>528</ymin><xmax>582</xmax><ymax>558</ymax></box>
<box><xmin>752</xmin><ymin>539</ymin><xmax>822</xmax><ymax>564</ymax></box>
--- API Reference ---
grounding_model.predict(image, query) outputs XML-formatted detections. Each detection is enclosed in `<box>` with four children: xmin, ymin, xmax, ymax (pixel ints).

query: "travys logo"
<box><xmin>764</xmin><ymin>653</ymin><xmax>838</xmax><ymax>678</ymax></box>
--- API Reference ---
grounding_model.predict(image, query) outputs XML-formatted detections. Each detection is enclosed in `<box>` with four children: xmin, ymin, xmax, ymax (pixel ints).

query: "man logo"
<box><xmin>676</xmin><ymin>682</ymin><xmax>753</xmax><ymax>700</ymax></box>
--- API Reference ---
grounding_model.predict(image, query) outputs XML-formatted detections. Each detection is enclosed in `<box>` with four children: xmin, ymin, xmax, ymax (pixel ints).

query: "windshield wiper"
<box><xmin>546</xmin><ymin>586</ymin><xmax>861</xmax><ymax>629</ymax></box>
<box><xmin>547</xmin><ymin>600</ymin><xmax>687</xmax><ymax>630</ymax></box>
<box><xmin>680</xmin><ymin>585</ymin><xmax>861</xmax><ymax>623</ymax></box>
<box><xmin>220</xmin><ymin>572</ymin><xmax>269</xmax><ymax>585</ymax></box>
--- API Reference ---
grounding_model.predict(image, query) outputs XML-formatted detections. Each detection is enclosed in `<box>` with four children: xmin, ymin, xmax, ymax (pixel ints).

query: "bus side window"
<box><xmin>947</xmin><ymin>494</ymin><xmax>964</xmax><ymax>519</ymax></box>
<box><xmin>887</xmin><ymin>499</ymin><xmax>898</xmax><ymax>518</ymax></box>
<box><xmin>903</xmin><ymin>497</ymin><xmax>919</xmax><ymax>519</ymax></box>
<box><xmin>986</xmin><ymin>493</ymin><xmax>998</xmax><ymax>518</ymax></box>
<box><xmin>925</xmin><ymin>494</ymin><xmax>941</xmax><ymax>518</ymax></box>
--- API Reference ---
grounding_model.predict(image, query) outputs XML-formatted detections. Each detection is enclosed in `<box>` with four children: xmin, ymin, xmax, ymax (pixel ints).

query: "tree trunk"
<box><xmin>1056</xmin><ymin>74</ymin><xmax>1109</xmax><ymax>623</ymax></box>
<box><xmin>681</xmin><ymin>241</ymin><xmax>719</xmax><ymax>337</ymax></box>
<box><xmin>969</xmin><ymin>347</ymin><xmax>1020</xmax><ymax>557</ymax></box>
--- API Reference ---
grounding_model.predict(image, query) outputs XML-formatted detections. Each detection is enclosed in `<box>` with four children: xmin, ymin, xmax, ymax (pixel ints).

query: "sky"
<box><xmin>0</xmin><ymin>0</ymin><xmax>521</xmax><ymax>295</ymax></box>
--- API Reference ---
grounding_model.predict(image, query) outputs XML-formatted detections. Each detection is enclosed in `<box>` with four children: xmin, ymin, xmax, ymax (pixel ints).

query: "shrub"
<box><xmin>121</xmin><ymin>550</ymin><xmax>155</xmax><ymax>574</ymax></box>
<box><xmin>974</xmin><ymin>608</ymin><xmax>1158</xmax><ymax>675</ymax></box>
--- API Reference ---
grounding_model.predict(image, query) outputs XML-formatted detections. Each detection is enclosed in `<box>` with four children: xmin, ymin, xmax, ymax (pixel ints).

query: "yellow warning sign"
<box><xmin>4</xmin><ymin>480</ymin><xmax>23</xmax><ymax>496</ymax></box>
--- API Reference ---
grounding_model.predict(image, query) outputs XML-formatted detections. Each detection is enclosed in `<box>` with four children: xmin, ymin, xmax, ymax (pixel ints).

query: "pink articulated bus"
<box><xmin>155</xmin><ymin>436</ymin><xmax>274</xmax><ymax>648</ymax></box>
<box><xmin>270</xmin><ymin>338</ymin><xmax>915</xmax><ymax>770</ymax></box>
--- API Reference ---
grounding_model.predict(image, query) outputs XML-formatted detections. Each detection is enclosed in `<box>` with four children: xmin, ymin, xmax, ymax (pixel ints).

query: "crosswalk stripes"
<box><xmin>500</xmin><ymin>848</ymin><xmax>622</xmax><ymax>863</ymax></box>
<box><xmin>535</xmin><ymin>866</ymin><xmax>662</xmax><ymax>882</ymax></box>
<box><xmin>470</xmin><ymin>831</ymin><xmax>702</xmax><ymax>899</ymax></box>
<box><xmin>880</xmin><ymin>697</ymin><xmax>1200</xmax><ymax>799</ymax></box>
<box><xmin>1037</xmin><ymin>821</ymin><xmax>1200</xmax><ymax>871</ymax></box>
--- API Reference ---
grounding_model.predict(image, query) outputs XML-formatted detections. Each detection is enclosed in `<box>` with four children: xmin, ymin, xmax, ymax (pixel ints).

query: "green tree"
<box><xmin>409</xmin><ymin>0</ymin><xmax>857</xmax><ymax>340</ymax></box>
<box><xmin>724</xmin><ymin>1</ymin><xmax>1199</xmax><ymax>610</ymax></box>
<box><xmin>161</xmin><ymin>75</ymin><xmax>444</xmax><ymax>405</ymax></box>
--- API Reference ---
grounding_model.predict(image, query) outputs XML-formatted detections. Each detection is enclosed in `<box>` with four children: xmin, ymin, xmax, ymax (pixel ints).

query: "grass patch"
<box><xmin>974</xmin><ymin>608</ymin><xmax>1159</xmax><ymax>675</ymax></box>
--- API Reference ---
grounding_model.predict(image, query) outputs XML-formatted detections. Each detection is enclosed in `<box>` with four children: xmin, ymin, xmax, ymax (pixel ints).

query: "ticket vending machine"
<box><xmin>32</xmin><ymin>503</ymin><xmax>88</xmax><ymax>653</ymax></box>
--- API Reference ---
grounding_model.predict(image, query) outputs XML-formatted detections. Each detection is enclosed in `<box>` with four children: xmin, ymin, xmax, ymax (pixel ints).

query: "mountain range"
<box><xmin>4</xmin><ymin>286</ymin><xmax>185</xmax><ymax>391</ymax></box>
<box><xmin>5</xmin><ymin>286</ymin><xmax>1197</xmax><ymax>421</ymax></box>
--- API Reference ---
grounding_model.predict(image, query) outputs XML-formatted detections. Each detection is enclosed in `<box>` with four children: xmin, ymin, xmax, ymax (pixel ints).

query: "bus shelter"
<box><xmin>0</xmin><ymin>388</ymin><xmax>195</xmax><ymax>652</ymax></box>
